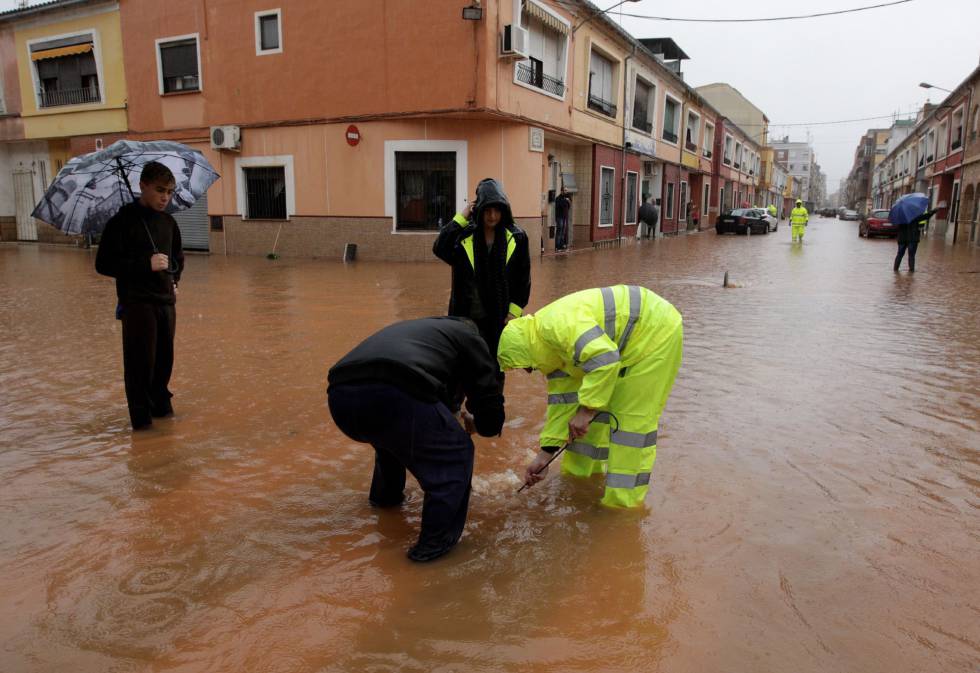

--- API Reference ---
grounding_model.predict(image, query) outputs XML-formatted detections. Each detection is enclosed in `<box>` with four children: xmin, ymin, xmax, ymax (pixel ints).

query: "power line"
<box><xmin>743</xmin><ymin>113</ymin><xmax>918</xmax><ymax>127</ymax></box>
<box><xmin>607</xmin><ymin>0</ymin><xmax>915</xmax><ymax>23</ymax></box>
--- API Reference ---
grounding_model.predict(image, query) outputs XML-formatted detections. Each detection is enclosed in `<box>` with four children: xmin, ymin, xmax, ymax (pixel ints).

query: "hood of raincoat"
<box><xmin>472</xmin><ymin>178</ymin><xmax>515</xmax><ymax>232</ymax></box>
<box><xmin>497</xmin><ymin>317</ymin><xmax>533</xmax><ymax>370</ymax></box>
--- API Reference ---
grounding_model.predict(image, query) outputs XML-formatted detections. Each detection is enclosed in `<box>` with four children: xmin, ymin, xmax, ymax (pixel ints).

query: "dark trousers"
<box><xmin>555</xmin><ymin>215</ymin><xmax>569</xmax><ymax>250</ymax></box>
<box><xmin>895</xmin><ymin>240</ymin><xmax>918</xmax><ymax>271</ymax></box>
<box><xmin>327</xmin><ymin>382</ymin><xmax>475</xmax><ymax>556</ymax></box>
<box><xmin>121</xmin><ymin>302</ymin><xmax>176</xmax><ymax>428</ymax></box>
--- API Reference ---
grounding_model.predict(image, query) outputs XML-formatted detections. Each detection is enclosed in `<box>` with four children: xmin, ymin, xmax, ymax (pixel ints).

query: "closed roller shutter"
<box><xmin>174</xmin><ymin>194</ymin><xmax>209</xmax><ymax>251</ymax></box>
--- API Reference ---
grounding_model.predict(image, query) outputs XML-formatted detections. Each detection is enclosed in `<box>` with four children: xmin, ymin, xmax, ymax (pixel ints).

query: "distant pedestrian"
<box><xmin>639</xmin><ymin>196</ymin><xmax>659</xmax><ymax>239</ymax></box>
<box><xmin>895</xmin><ymin>202</ymin><xmax>942</xmax><ymax>272</ymax></box>
<box><xmin>95</xmin><ymin>161</ymin><xmax>184</xmax><ymax>430</ymax></box>
<box><xmin>327</xmin><ymin>317</ymin><xmax>505</xmax><ymax>562</ymax></box>
<box><xmin>554</xmin><ymin>188</ymin><xmax>572</xmax><ymax>251</ymax></box>
<box><xmin>767</xmin><ymin>203</ymin><xmax>777</xmax><ymax>219</ymax></box>
<box><xmin>433</xmin><ymin>178</ymin><xmax>531</xmax><ymax>361</ymax></box>
<box><xmin>790</xmin><ymin>199</ymin><xmax>809</xmax><ymax>243</ymax></box>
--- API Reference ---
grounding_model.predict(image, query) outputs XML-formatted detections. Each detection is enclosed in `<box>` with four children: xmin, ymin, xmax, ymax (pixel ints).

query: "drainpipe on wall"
<box><xmin>619</xmin><ymin>46</ymin><xmax>636</xmax><ymax>245</ymax></box>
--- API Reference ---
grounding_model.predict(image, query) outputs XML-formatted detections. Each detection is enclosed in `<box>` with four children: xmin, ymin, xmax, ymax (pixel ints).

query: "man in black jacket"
<box><xmin>95</xmin><ymin>162</ymin><xmax>184</xmax><ymax>430</ymax></box>
<box><xmin>895</xmin><ymin>203</ymin><xmax>943</xmax><ymax>272</ymax></box>
<box><xmin>433</xmin><ymin>178</ymin><xmax>531</xmax><ymax>362</ymax></box>
<box><xmin>327</xmin><ymin>317</ymin><xmax>505</xmax><ymax>562</ymax></box>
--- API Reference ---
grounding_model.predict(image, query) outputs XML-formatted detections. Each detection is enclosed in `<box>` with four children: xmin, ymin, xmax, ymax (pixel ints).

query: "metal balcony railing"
<box><xmin>662</xmin><ymin>129</ymin><xmax>678</xmax><ymax>143</ymax></box>
<box><xmin>685</xmin><ymin>141</ymin><xmax>698</xmax><ymax>152</ymax></box>
<box><xmin>516</xmin><ymin>61</ymin><xmax>566</xmax><ymax>97</ymax></box>
<box><xmin>951</xmin><ymin>138</ymin><xmax>962</xmax><ymax>150</ymax></box>
<box><xmin>588</xmin><ymin>94</ymin><xmax>617</xmax><ymax>118</ymax></box>
<box><xmin>39</xmin><ymin>87</ymin><xmax>100</xmax><ymax>108</ymax></box>
<box><xmin>632</xmin><ymin>118</ymin><xmax>653</xmax><ymax>133</ymax></box>
<box><xmin>703</xmin><ymin>149</ymin><xmax>712</xmax><ymax>158</ymax></box>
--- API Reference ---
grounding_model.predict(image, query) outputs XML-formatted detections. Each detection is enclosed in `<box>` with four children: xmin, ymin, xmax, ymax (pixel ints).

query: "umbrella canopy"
<box><xmin>31</xmin><ymin>140</ymin><xmax>220</xmax><ymax>236</ymax></box>
<box><xmin>888</xmin><ymin>192</ymin><xmax>930</xmax><ymax>226</ymax></box>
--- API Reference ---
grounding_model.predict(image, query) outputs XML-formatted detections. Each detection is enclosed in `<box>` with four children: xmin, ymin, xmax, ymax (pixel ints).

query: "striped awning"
<box><xmin>523</xmin><ymin>0</ymin><xmax>570</xmax><ymax>35</ymax></box>
<box><xmin>31</xmin><ymin>43</ymin><xmax>92</xmax><ymax>61</ymax></box>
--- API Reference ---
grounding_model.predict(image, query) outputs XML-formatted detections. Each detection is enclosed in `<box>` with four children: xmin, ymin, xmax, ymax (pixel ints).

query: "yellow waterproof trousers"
<box><xmin>792</xmin><ymin>224</ymin><xmax>805</xmax><ymax>241</ymax></box>
<box><xmin>558</xmin><ymin>315</ymin><xmax>683</xmax><ymax>507</ymax></box>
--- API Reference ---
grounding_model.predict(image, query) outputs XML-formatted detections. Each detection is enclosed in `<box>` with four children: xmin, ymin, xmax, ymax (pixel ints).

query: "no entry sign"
<box><xmin>346</xmin><ymin>125</ymin><xmax>360</xmax><ymax>146</ymax></box>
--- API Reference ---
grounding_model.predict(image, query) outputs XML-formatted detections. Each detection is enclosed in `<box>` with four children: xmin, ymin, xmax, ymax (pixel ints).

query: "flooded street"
<box><xmin>1</xmin><ymin>218</ymin><xmax>978</xmax><ymax>673</ymax></box>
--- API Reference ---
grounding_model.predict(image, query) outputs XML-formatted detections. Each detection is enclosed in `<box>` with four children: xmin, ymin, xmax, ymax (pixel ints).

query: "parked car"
<box><xmin>859</xmin><ymin>209</ymin><xmax>898</xmax><ymax>238</ymax></box>
<box><xmin>821</xmin><ymin>208</ymin><xmax>837</xmax><ymax>218</ymax></box>
<box><xmin>716</xmin><ymin>208</ymin><xmax>772</xmax><ymax>235</ymax></box>
<box><xmin>840</xmin><ymin>209</ymin><xmax>860</xmax><ymax>221</ymax></box>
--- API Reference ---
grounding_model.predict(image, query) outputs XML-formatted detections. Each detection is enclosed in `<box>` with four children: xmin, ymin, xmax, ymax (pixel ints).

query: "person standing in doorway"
<box><xmin>433</xmin><ymin>178</ymin><xmax>531</xmax><ymax>362</ymax></box>
<box><xmin>95</xmin><ymin>162</ymin><xmax>184</xmax><ymax>430</ymax></box>
<box><xmin>554</xmin><ymin>188</ymin><xmax>571</xmax><ymax>251</ymax></box>
<box><xmin>639</xmin><ymin>195</ymin><xmax>659</xmax><ymax>239</ymax></box>
<box><xmin>895</xmin><ymin>202</ymin><xmax>943</xmax><ymax>272</ymax></box>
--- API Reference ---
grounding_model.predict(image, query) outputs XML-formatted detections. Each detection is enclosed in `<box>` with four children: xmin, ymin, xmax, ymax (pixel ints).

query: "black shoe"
<box><xmin>909</xmin><ymin>267</ymin><xmax>915</xmax><ymax>273</ymax></box>
<box><xmin>151</xmin><ymin>405</ymin><xmax>174</xmax><ymax>418</ymax></box>
<box><xmin>407</xmin><ymin>540</ymin><xmax>455</xmax><ymax>563</ymax></box>
<box><xmin>132</xmin><ymin>419</ymin><xmax>153</xmax><ymax>431</ymax></box>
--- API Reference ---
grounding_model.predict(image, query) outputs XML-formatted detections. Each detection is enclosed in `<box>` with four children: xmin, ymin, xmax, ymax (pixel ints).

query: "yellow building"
<box><xmin>3</xmin><ymin>0</ymin><xmax>126</xmax><ymax>242</ymax></box>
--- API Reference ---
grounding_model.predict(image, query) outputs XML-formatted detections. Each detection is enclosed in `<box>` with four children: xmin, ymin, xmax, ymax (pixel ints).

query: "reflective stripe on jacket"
<box><xmin>790</xmin><ymin>207</ymin><xmax>809</xmax><ymax>225</ymax></box>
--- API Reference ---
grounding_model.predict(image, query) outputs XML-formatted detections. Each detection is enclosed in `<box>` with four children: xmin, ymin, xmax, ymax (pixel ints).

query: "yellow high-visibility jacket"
<box><xmin>498</xmin><ymin>286</ymin><xmax>681</xmax><ymax>447</ymax></box>
<box><xmin>790</xmin><ymin>206</ymin><xmax>809</xmax><ymax>225</ymax></box>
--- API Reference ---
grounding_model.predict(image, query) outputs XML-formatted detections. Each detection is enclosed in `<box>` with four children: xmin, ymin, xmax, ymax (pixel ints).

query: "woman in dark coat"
<box><xmin>433</xmin><ymin>178</ymin><xmax>531</xmax><ymax>359</ymax></box>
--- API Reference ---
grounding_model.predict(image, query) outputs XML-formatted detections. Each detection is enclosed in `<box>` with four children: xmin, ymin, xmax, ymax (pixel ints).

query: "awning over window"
<box><xmin>523</xmin><ymin>0</ymin><xmax>569</xmax><ymax>35</ymax></box>
<box><xmin>32</xmin><ymin>43</ymin><xmax>93</xmax><ymax>61</ymax></box>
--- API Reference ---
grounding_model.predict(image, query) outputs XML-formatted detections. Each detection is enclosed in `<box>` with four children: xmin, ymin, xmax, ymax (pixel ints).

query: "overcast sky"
<box><xmin>3</xmin><ymin>0</ymin><xmax>978</xmax><ymax>190</ymax></box>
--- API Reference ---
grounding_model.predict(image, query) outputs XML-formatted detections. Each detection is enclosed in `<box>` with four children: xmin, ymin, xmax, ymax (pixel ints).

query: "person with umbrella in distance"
<box><xmin>890</xmin><ymin>193</ymin><xmax>944</xmax><ymax>273</ymax></box>
<box><xmin>497</xmin><ymin>285</ymin><xmax>683</xmax><ymax>508</ymax></box>
<box><xmin>94</xmin><ymin>161</ymin><xmax>184</xmax><ymax>430</ymax></box>
<box><xmin>327</xmin><ymin>316</ymin><xmax>505</xmax><ymax>562</ymax></box>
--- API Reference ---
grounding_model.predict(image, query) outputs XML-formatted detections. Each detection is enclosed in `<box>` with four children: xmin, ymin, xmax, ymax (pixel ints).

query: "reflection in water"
<box><xmin>1</xmin><ymin>223</ymin><xmax>978</xmax><ymax>672</ymax></box>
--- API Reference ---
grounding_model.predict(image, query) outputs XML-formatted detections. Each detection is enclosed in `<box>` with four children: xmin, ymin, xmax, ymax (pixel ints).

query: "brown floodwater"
<box><xmin>1</xmin><ymin>219</ymin><xmax>978</xmax><ymax>673</ymax></box>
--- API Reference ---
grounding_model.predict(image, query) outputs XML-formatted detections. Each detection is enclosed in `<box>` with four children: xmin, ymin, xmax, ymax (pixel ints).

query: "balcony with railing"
<box><xmin>951</xmin><ymin>135</ymin><xmax>962</xmax><ymax>151</ymax></box>
<box><xmin>516</xmin><ymin>61</ymin><xmax>566</xmax><ymax>97</ymax></box>
<box><xmin>39</xmin><ymin>87</ymin><xmax>100</xmax><ymax>108</ymax></box>
<box><xmin>588</xmin><ymin>94</ymin><xmax>617</xmax><ymax>118</ymax></box>
<box><xmin>685</xmin><ymin>140</ymin><xmax>698</xmax><ymax>153</ymax></box>
<box><xmin>703</xmin><ymin>148</ymin><xmax>712</xmax><ymax>158</ymax></box>
<box><xmin>662</xmin><ymin>129</ymin><xmax>678</xmax><ymax>144</ymax></box>
<box><xmin>631</xmin><ymin>116</ymin><xmax>653</xmax><ymax>134</ymax></box>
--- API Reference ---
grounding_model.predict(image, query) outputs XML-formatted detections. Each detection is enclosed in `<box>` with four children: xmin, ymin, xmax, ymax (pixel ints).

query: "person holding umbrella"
<box><xmin>95</xmin><ymin>161</ymin><xmax>184</xmax><ymax>430</ymax></box>
<box><xmin>890</xmin><ymin>193</ymin><xmax>944</xmax><ymax>273</ymax></box>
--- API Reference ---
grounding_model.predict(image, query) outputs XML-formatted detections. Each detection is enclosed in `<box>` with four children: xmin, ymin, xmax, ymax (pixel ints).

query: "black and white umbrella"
<box><xmin>31</xmin><ymin>139</ymin><xmax>220</xmax><ymax>237</ymax></box>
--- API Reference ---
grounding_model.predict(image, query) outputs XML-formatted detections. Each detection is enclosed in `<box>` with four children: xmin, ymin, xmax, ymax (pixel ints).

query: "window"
<box><xmin>685</xmin><ymin>111</ymin><xmax>700</xmax><ymax>152</ymax></box>
<box><xmin>723</xmin><ymin>135</ymin><xmax>733</xmax><ymax>164</ymax></box>
<box><xmin>917</xmin><ymin>137</ymin><xmax>926</xmax><ymax>166</ymax></box>
<box><xmin>951</xmin><ymin>107</ymin><xmax>964</xmax><ymax>150</ymax></box>
<box><xmin>29</xmin><ymin>34</ymin><xmax>100</xmax><ymax>108</ymax></box>
<box><xmin>625</xmin><ymin>171</ymin><xmax>638</xmax><ymax>224</ymax></box>
<box><xmin>662</xmin><ymin>96</ymin><xmax>680</xmax><ymax>143</ymax></box>
<box><xmin>665</xmin><ymin>182</ymin><xmax>675</xmax><ymax>219</ymax></box>
<box><xmin>395</xmin><ymin>152</ymin><xmax>456</xmax><ymax>231</ymax></box>
<box><xmin>517</xmin><ymin>7</ymin><xmax>568</xmax><ymax>98</ymax></box>
<box><xmin>255</xmin><ymin>9</ymin><xmax>282</xmax><ymax>55</ymax></box>
<box><xmin>679</xmin><ymin>181</ymin><xmax>688</xmax><ymax>223</ymax></box>
<box><xmin>734</xmin><ymin>142</ymin><xmax>742</xmax><ymax>169</ymax></box>
<box><xmin>599</xmin><ymin>166</ymin><xmax>615</xmax><ymax>225</ymax></box>
<box><xmin>703</xmin><ymin>123</ymin><xmax>714</xmax><ymax>158</ymax></box>
<box><xmin>243</xmin><ymin>167</ymin><xmax>287</xmax><ymax>219</ymax></box>
<box><xmin>937</xmin><ymin>120</ymin><xmax>948</xmax><ymax>157</ymax></box>
<box><xmin>157</xmin><ymin>35</ymin><xmax>200</xmax><ymax>93</ymax></box>
<box><xmin>632</xmin><ymin>77</ymin><xmax>654</xmax><ymax>133</ymax></box>
<box><xmin>972</xmin><ymin>105</ymin><xmax>979</xmax><ymax>140</ymax></box>
<box><xmin>588</xmin><ymin>50</ymin><xmax>616</xmax><ymax>117</ymax></box>
<box><xmin>926</xmin><ymin>130</ymin><xmax>935</xmax><ymax>162</ymax></box>
<box><xmin>702</xmin><ymin>183</ymin><xmax>710</xmax><ymax>219</ymax></box>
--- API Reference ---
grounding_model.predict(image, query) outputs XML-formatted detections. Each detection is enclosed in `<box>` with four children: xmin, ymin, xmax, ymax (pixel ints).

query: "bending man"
<box><xmin>328</xmin><ymin>317</ymin><xmax>504</xmax><ymax>562</ymax></box>
<box><xmin>497</xmin><ymin>286</ymin><xmax>683</xmax><ymax>507</ymax></box>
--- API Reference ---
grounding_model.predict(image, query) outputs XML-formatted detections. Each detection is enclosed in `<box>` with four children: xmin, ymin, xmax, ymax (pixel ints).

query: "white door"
<box><xmin>13</xmin><ymin>171</ymin><xmax>37</xmax><ymax>241</ymax></box>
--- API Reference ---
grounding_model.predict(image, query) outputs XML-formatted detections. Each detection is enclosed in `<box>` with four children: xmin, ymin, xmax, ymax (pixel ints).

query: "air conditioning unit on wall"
<box><xmin>500</xmin><ymin>24</ymin><xmax>529</xmax><ymax>59</ymax></box>
<box><xmin>210</xmin><ymin>125</ymin><xmax>241</xmax><ymax>151</ymax></box>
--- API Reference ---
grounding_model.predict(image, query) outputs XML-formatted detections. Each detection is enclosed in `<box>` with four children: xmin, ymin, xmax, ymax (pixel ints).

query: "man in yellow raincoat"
<box><xmin>497</xmin><ymin>285</ymin><xmax>683</xmax><ymax>507</ymax></box>
<box><xmin>790</xmin><ymin>199</ymin><xmax>808</xmax><ymax>243</ymax></box>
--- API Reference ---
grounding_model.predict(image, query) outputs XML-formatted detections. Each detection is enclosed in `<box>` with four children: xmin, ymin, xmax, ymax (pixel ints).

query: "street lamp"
<box><xmin>573</xmin><ymin>0</ymin><xmax>642</xmax><ymax>33</ymax></box>
<box><xmin>919</xmin><ymin>82</ymin><xmax>952</xmax><ymax>93</ymax></box>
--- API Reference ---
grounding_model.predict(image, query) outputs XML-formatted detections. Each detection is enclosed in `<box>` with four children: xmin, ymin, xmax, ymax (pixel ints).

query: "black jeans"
<box><xmin>120</xmin><ymin>302</ymin><xmax>176</xmax><ymax>428</ymax></box>
<box><xmin>555</xmin><ymin>215</ymin><xmax>569</xmax><ymax>250</ymax></box>
<box><xmin>328</xmin><ymin>382</ymin><xmax>475</xmax><ymax>558</ymax></box>
<box><xmin>895</xmin><ymin>240</ymin><xmax>918</xmax><ymax>271</ymax></box>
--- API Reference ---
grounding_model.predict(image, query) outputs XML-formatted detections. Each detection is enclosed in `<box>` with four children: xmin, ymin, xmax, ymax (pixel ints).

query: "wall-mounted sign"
<box><xmin>529</xmin><ymin>127</ymin><xmax>544</xmax><ymax>152</ymax></box>
<box><xmin>346</xmin><ymin>125</ymin><xmax>360</xmax><ymax>146</ymax></box>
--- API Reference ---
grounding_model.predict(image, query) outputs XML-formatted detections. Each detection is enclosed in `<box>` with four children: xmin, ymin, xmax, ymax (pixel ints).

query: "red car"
<box><xmin>859</xmin><ymin>209</ymin><xmax>898</xmax><ymax>238</ymax></box>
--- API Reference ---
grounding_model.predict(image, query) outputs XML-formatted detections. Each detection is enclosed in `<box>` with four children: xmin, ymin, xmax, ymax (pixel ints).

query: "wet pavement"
<box><xmin>1</xmin><ymin>217</ymin><xmax>978</xmax><ymax>673</ymax></box>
